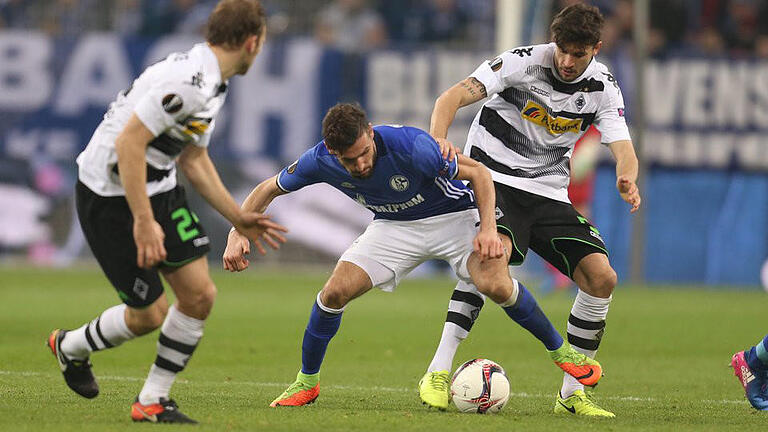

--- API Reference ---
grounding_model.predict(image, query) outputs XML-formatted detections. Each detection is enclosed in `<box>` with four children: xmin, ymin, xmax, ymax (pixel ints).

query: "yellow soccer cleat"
<box><xmin>418</xmin><ymin>370</ymin><xmax>450</xmax><ymax>410</ymax></box>
<box><xmin>554</xmin><ymin>390</ymin><xmax>615</xmax><ymax>418</ymax></box>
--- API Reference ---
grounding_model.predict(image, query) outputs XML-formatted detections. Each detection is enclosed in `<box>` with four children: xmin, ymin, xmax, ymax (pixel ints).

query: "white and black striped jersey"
<box><xmin>465</xmin><ymin>42</ymin><xmax>630</xmax><ymax>203</ymax></box>
<box><xmin>77</xmin><ymin>43</ymin><xmax>228</xmax><ymax>197</ymax></box>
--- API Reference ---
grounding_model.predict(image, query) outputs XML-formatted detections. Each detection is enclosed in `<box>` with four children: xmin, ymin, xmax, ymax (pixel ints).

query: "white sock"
<box><xmin>139</xmin><ymin>304</ymin><xmax>204</xmax><ymax>405</ymax></box>
<box><xmin>561</xmin><ymin>290</ymin><xmax>611</xmax><ymax>398</ymax></box>
<box><xmin>427</xmin><ymin>280</ymin><xmax>485</xmax><ymax>373</ymax></box>
<box><xmin>428</xmin><ymin>323</ymin><xmax>465</xmax><ymax>372</ymax></box>
<box><xmin>61</xmin><ymin>304</ymin><xmax>135</xmax><ymax>360</ymax></box>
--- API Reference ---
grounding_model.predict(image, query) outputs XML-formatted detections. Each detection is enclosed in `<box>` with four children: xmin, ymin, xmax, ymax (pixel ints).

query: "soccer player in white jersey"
<box><xmin>423</xmin><ymin>4</ymin><xmax>641</xmax><ymax>417</ymax></box>
<box><xmin>46</xmin><ymin>0</ymin><xmax>287</xmax><ymax>424</ymax></box>
<box><xmin>223</xmin><ymin>103</ymin><xmax>603</xmax><ymax>408</ymax></box>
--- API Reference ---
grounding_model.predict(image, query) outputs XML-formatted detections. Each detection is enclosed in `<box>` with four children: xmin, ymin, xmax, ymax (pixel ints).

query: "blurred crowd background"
<box><xmin>1</xmin><ymin>0</ymin><xmax>767</xmax><ymax>287</ymax></box>
<box><xmin>3</xmin><ymin>0</ymin><xmax>768</xmax><ymax>56</ymax></box>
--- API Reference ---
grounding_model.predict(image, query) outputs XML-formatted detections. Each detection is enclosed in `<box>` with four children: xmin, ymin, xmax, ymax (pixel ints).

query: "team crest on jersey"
<box><xmin>521</xmin><ymin>101</ymin><xmax>583</xmax><ymax>135</ymax></box>
<box><xmin>389</xmin><ymin>175</ymin><xmax>409</xmax><ymax>192</ymax></box>
<box><xmin>340</xmin><ymin>182</ymin><xmax>356</xmax><ymax>188</ymax></box>
<box><xmin>495</xmin><ymin>207</ymin><xmax>504</xmax><ymax>220</ymax></box>
<box><xmin>162</xmin><ymin>94</ymin><xmax>183</xmax><ymax>114</ymax></box>
<box><xmin>574</xmin><ymin>95</ymin><xmax>586</xmax><ymax>111</ymax></box>
<box><xmin>286</xmin><ymin>160</ymin><xmax>298</xmax><ymax>174</ymax></box>
<box><xmin>488</xmin><ymin>56</ymin><xmax>503</xmax><ymax>72</ymax></box>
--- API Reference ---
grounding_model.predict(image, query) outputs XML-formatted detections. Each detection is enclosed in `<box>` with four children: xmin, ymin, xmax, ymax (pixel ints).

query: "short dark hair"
<box><xmin>550</xmin><ymin>3</ymin><xmax>604</xmax><ymax>48</ymax></box>
<box><xmin>205</xmin><ymin>0</ymin><xmax>266</xmax><ymax>49</ymax></box>
<box><xmin>322</xmin><ymin>103</ymin><xmax>369</xmax><ymax>153</ymax></box>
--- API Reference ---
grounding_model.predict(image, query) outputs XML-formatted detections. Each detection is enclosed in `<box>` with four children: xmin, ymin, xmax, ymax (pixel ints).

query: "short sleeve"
<box><xmin>276</xmin><ymin>147</ymin><xmax>321</xmax><ymax>192</ymax></box>
<box><xmin>411</xmin><ymin>133</ymin><xmax>458</xmax><ymax>180</ymax></box>
<box><xmin>594</xmin><ymin>78</ymin><xmax>631</xmax><ymax>144</ymax></box>
<box><xmin>134</xmin><ymin>79</ymin><xmax>202</xmax><ymax>137</ymax></box>
<box><xmin>469</xmin><ymin>49</ymin><xmax>526</xmax><ymax>96</ymax></box>
<box><xmin>195</xmin><ymin>119</ymin><xmax>215</xmax><ymax>149</ymax></box>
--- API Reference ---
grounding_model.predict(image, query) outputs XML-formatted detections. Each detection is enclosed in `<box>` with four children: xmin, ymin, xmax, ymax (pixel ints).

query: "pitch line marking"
<box><xmin>0</xmin><ymin>370</ymin><xmax>745</xmax><ymax>405</ymax></box>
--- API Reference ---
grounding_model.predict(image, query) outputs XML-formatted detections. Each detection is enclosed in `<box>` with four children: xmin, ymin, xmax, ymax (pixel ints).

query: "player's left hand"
<box><xmin>473</xmin><ymin>230</ymin><xmax>505</xmax><ymax>261</ymax></box>
<box><xmin>235</xmin><ymin>212</ymin><xmax>289</xmax><ymax>255</ymax></box>
<box><xmin>617</xmin><ymin>176</ymin><xmax>641</xmax><ymax>213</ymax></box>
<box><xmin>434</xmin><ymin>137</ymin><xmax>461</xmax><ymax>162</ymax></box>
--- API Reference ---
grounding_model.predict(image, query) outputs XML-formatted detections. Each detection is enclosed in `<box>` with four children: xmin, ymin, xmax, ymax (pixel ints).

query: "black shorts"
<box><xmin>493</xmin><ymin>182</ymin><xmax>608</xmax><ymax>278</ymax></box>
<box><xmin>76</xmin><ymin>181</ymin><xmax>211</xmax><ymax>308</ymax></box>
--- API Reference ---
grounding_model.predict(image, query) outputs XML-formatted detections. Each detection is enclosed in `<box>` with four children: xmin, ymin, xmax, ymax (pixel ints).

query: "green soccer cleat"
<box><xmin>549</xmin><ymin>343</ymin><xmax>602</xmax><ymax>387</ymax></box>
<box><xmin>418</xmin><ymin>370</ymin><xmax>450</xmax><ymax>410</ymax></box>
<box><xmin>270</xmin><ymin>371</ymin><xmax>320</xmax><ymax>407</ymax></box>
<box><xmin>554</xmin><ymin>390</ymin><xmax>615</xmax><ymax>418</ymax></box>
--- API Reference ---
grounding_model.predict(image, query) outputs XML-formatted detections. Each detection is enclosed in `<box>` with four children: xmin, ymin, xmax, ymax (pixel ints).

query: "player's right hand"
<box><xmin>223</xmin><ymin>229</ymin><xmax>251</xmax><ymax>272</ymax></box>
<box><xmin>434</xmin><ymin>137</ymin><xmax>460</xmax><ymax>162</ymax></box>
<box><xmin>133</xmin><ymin>216</ymin><xmax>166</xmax><ymax>268</ymax></box>
<box><xmin>234</xmin><ymin>212</ymin><xmax>288</xmax><ymax>255</ymax></box>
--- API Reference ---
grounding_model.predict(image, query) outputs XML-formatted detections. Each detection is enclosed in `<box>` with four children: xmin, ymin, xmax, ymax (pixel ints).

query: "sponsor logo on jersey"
<box><xmin>162</xmin><ymin>93</ymin><xmax>183</xmax><ymax>114</ymax></box>
<box><xmin>389</xmin><ymin>175</ymin><xmax>409</xmax><ymax>192</ymax></box>
<box><xmin>193</xmin><ymin>236</ymin><xmax>210</xmax><ymax>247</ymax></box>
<box><xmin>286</xmin><ymin>160</ymin><xmax>298</xmax><ymax>174</ymax></box>
<box><xmin>511</xmin><ymin>47</ymin><xmax>533</xmax><ymax>57</ymax></box>
<box><xmin>355</xmin><ymin>193</ymin><xmax>426</xmax><ymax>214</ymax></box>
<box><xmin>187</xmin><ymin>71</ymin><xmax>205</xmax><ymax>89</ymax></box>
<box><xmin>488</xmin><ymin>56</ymin><xmax>503</xmax><ymax>72</ymax></box>
<box><xmin>521</xmin><ymin>100</ymin><xmax>583</xmax><ymax>135</ymax></box>
<box><xmin>530</xmin><ymin>85</ymin><xmax>550</xmax><ymax>98</ymax></box>
<box><xmin>575</xmin><ymin>95</ymin><xmax>586</xmax><ymax>111</ymax></box>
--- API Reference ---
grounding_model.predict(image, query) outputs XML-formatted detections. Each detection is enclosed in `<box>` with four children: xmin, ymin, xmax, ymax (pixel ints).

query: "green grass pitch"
<box><xmin>1</xmin><ymin>266</ymin><xmax>766</xmax><ymax>431</ymax></box>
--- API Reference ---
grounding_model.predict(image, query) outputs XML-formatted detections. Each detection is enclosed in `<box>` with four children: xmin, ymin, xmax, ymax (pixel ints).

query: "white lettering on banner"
<box><xmin>0</xmin><ymin>31</ymin><xmax>52</xmax><ymax>111</ymax></box>
<box><xmin>368</xmin><ymin>51</ymin><xmax>488</xmax><ymax>133</ymax></box>
<box><xmin>230</xmin><ymin>39</ymin><xmax>321</xmax><ymax>160</ymax></box>
<box><xmin>642</xmin><ymin>132</ymin><xmax>768</xmax><ymax>169</ymax></box>
<box><xmin>6</xmin><ymin>129</ymin><xmax>77</xmax><ymax>161</ymax></box>
<box><xmin>712</xmin><ymin>62</ymin><xmax>749</xmax><ymax>128</ymax></box>
<box><xmin>143</xmin><ymin>35</ymin><xmax>197</xmax><ymax>67</ymax></box>
<box><xmin>752</xmin><ymin>65</ymin><xmax>768</xmax><ymax>126</ymax></box>
<box><xmin>680</xmin><ymin>60</ymin><xmax>709</xmax><ymax>127</ymax></box>
<box><xmin>644</xmin><ymin>61</ymin><xmax>681</xmax><ymax>127</ymax></box>
<box><xmin>54</xmin><ymin>34</ymin><xmax>132</xmax><ymax>115</ymax></box>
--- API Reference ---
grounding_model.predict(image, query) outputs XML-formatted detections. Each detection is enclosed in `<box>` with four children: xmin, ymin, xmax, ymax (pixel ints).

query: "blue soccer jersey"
<box><xmin>276</xmin><ymin>125</ymin><xmax>476</xmax><ymax>221</ymax></box>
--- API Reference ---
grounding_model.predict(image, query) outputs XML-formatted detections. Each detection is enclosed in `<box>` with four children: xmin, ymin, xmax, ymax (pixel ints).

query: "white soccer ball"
<box><xmin>450</xmin><ymin>358</ymin><xmax>510</xmax><ymax>414</ymax></box>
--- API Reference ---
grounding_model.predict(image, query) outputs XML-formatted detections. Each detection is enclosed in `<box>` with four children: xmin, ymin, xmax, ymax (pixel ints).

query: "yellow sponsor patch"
<box><xmin>520</xmin><ymin>101</ymin><xmax>582</xmax><ymax>135</ymax></box>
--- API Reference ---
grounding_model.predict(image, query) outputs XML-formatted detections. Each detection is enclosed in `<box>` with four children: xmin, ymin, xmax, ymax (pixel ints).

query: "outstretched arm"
<box><xmin>608</xmin><ymin>140</ymin><xmax>641</xmax><ymax>213</ymax></box>
<box><xmin>222</xmin><ymin>176</ymin><xmax>288</xmax><ymax>271</ymax></box>
<box><xmin>430</xmin><ymin>77</ymin><xmax>488</xmax><ymax>160</ymax></box>
<box><xmin>455</xmin><ymin>155</ymin><xmax>503</xmax><ymax>260</ymax></box>
<box><xmin>178</xmin><ymin>146</ymin><xmax>288</xmax><ymax>251</ymax></box>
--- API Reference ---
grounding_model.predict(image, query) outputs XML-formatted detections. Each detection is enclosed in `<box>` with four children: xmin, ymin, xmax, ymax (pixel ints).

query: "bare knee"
<box><xmin>583</xmin><ymin>267</ymin><xmax>617</xmax><ymax>298</ymax></box>
<box><xmin>474</xmin><ymin>275</ymin><xmax>515</xmax><ymax>304</ymax></box>
<box><xmin>176</xmin><ymin>282</ymin><xmax>217</xmax><ymax>320</ymax></box>
<box><xmin>319</xmin><ymin>284</ymin><xmax>349</xmax><ymax>310</ymax></box>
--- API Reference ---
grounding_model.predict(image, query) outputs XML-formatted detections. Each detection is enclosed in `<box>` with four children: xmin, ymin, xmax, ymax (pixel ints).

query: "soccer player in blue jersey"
<box><xmin>732</xmin><ymin>338</ymin><xmax>768</xmax><ymax>410</ymax></box>
<box><xmin>223</xmin><ymin>103</ymin><xmax>602</xmax><ymax>408</ymax></box>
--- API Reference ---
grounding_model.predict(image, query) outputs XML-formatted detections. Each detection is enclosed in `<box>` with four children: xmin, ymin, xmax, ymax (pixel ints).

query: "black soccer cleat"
<box><xmin>131</xmin><ymin>397</ymin><xmax>198</xmax><ymax>424</ymax></box>
<box><xmin>47</xmin><ymin>329</ymin><xmax>99</xmax><ymax>399</ymax></box>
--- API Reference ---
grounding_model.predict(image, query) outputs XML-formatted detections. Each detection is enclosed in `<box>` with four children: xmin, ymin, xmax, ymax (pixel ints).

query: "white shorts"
<box><xmin>339</xmin><ymin>209</ymin><xmax>480</xmax><ymax>292</ymax></box>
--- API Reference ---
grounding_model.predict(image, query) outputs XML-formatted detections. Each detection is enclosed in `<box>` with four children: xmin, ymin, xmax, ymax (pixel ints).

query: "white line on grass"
<box><xmin>0</xmin><ymin>370</ymin><xmax>745</xmax><ymax>405</ymax></box>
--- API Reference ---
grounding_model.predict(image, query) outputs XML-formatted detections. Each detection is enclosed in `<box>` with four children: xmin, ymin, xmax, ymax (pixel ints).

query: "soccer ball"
<box><xmin>450</xmin><ymin>358</ymin><xmax>510</xmax><ymax>414</ymax></box>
